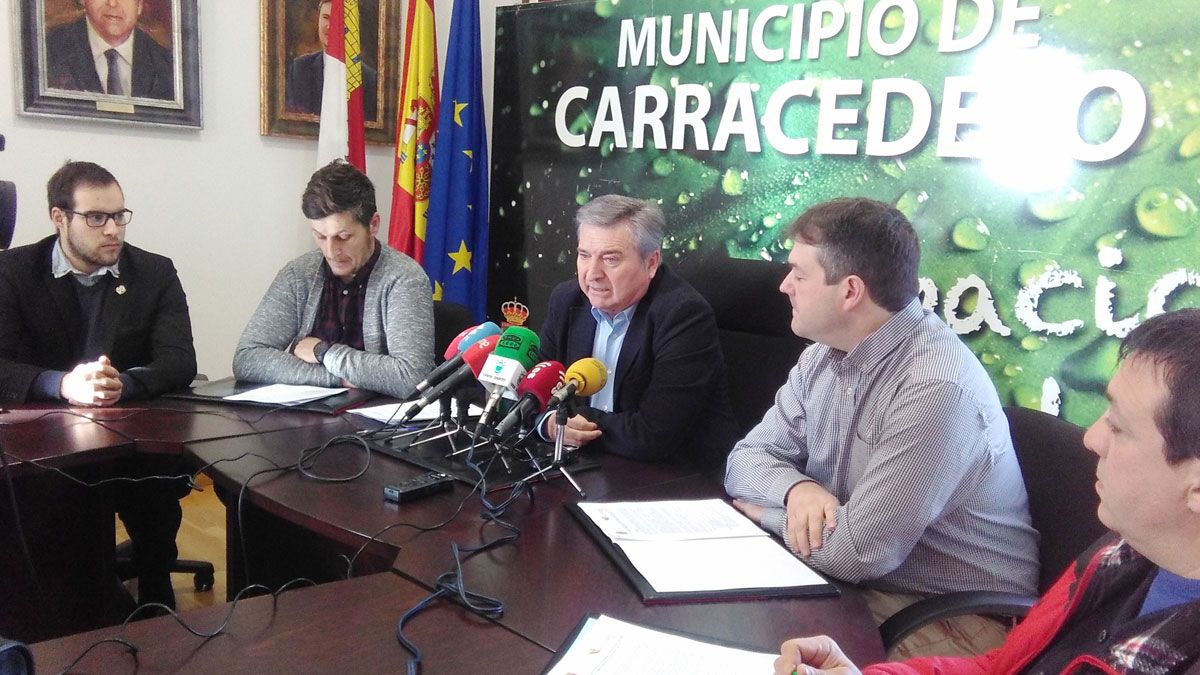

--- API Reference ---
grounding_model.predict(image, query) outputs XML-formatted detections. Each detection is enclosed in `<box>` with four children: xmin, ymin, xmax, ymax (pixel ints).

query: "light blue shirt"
<box><xmin>52</xmin><ymin>237</ymin><xmax>120</xmax><ymax>287</ymax></box>
<box><xmin>588</xmin><ymin>304</ymin><xmax>636</xmax><ymax>412</ymax></box>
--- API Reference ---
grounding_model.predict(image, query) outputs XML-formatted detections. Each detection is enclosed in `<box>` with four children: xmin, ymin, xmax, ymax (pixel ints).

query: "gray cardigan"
<box><xmin>232</xmin><ymin>244</ymin><xmax>434</xmax><ymax>399</ymax></box>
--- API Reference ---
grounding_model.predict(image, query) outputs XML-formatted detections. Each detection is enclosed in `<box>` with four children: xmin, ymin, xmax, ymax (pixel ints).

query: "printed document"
<box><xmin>546</xmin><ymin>614</ymin><xmax>775</xmax><ymax>675</ymax></box>
<box><xmin>576</xmin><ymin>499</ymin><xmax>827</xmax><ymax>593</ymax></box>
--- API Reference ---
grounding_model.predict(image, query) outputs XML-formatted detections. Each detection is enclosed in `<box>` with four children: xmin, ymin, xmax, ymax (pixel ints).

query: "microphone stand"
<box><xmin>519</xmin><ymin>404</ymin><xmax>586</xmax><ymax>498</ymax></box>
<box><xmin>444</xmin><ymin>389</ymin><xmax>495</xmax><ymax>459</ymax></box>
<box><xmin>408</xmin><ymin>388</ymin><xmax>467</xmax><ymax>449</ymax></box>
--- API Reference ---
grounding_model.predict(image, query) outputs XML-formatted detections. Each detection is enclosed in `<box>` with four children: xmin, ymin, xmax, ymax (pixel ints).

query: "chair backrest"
<box><xmin>0</xmin><ymin>181</ymin><xmax>15</xmax><ymax>250</ymax></box>
<box><xmin>1004</xmin><ymin>406</ymin><xmax>1108</xmax><ymax>594</ymax></box>
<box><xmin>677</xmin><ymin>255</ymin><xmax>810</xmax><ymax>435</ymax></box>
<box><xmin>432</xmin><ymin>301</ymin><xmax>476</xmax><ymax>364</ymax></box>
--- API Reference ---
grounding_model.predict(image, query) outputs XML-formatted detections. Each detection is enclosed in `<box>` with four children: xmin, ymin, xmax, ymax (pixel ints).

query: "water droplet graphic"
<box><xmin>1180</xmin><ymin>126</ymin><xmax>1200</xmax><ymax>159</ymax></box>
<box><xmin>652</xmin><ymin>157</ymin><xmax>675</xmax><ymax>177</ymax></box>
<box><xmin>1027</xmin><ymin>187</ymin><xmax>1085</xmax><ymax>222</ymax></box>
<box><xmin>895</xmin><ymin>190</ymin><xmax>929</xmax><ymax>220</ymax></box>
<box><xmin>722</xmin><ymin>169</ymin><xmax>746</xmax><ymax>196</ymax></box>
<box><xmin>879</xmin><ymin>158</ymin><xmax>907</xmax><ymax>178</ymax></box>
<box><xmin>951</xmin><ymin>216</ymin><xmax>990</xmax><ymax>251</ymax></box>
<box><xmin>1134</xmin><ymin>187</ymin><xmax>1197</xmax><ymax>238</ymax></box>
<box><xmin>1020</xmin><ymin>335</ymin><xmax>1047</xmax><ymax>352</ymax></box>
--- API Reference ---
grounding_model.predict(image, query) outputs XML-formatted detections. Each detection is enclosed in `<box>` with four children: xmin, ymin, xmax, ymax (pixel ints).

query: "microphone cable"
<box><xmin>50</xmin><ymin>577</ymin><xmax>318</xmax><ymax>675</ymax></box>
<box><xmin>392</xmin><ymin>419</ymin><xmax>535</xmax><ymax>674</ymax></box>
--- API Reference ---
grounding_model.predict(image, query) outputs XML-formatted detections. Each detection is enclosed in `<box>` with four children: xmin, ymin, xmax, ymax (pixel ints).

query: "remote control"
<box><xmin>383</xmin><ymin>472</ymin><xmax>455</xmax><ymax>503</ymax></box>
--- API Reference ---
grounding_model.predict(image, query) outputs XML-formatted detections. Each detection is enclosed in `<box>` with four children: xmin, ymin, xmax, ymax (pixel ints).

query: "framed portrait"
<box><xmin>260</xmin><ymin>0</ymin><xmax>399</xmax><ymax>144</ymax></box>
<box><xmin>16</xmin><ymin>0</ymin><xmax>202</xmax><ymax>128</ymax></box>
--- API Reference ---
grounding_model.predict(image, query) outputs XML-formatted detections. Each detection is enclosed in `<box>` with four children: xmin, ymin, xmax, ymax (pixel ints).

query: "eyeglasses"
<box><xmin>65</xmin><ymin>209</ymin><xmax>133</xmax><ymax>228</ymax></box>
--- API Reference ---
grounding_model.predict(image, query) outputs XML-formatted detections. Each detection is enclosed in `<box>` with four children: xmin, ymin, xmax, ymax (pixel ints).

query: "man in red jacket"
<box><xmin>775</xmin><ymin>309</ymin><xmax>1200</xmax><ymax>675</ymax></box>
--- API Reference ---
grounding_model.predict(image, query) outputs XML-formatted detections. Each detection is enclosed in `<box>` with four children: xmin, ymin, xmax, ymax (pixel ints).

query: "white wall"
<box><xmin>0</xmin><ymin>0</ymin><xmax>517</xmax><ymax>379</ymax></box>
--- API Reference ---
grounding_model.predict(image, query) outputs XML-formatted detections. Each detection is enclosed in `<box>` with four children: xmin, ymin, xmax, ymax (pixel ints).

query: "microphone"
<box><xmin>398</xmin><ymin>335</ymin><xmax>498</xmax><ymax>424</ymax></box>
<box><xmin>491</xmin><ymin>360</ymin><xmax>565</xmax><ymax>438</ymax></box>
<box><xmin>476</xmin><ymin>327</ymin><xmax>542</xmax><ymax>427</ymax></box>
<box><xmin>413</xmin><ymin>322</ymin><xmax>501</xmax><ymax>394</ymax></box>
<box><xmin>546</xmin><ymin>357</ymin><xmax>608</xmax><ymax>411</ymax></box>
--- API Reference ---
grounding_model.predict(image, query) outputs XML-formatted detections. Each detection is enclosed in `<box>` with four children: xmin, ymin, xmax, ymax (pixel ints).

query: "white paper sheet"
<box><xmin>617</xmin><ymin>536</ymin><xmax>828</xmax><ymax>593</ymax></box>
<box><xmin>575</xmin><ymin>499</ymin><xmax>828</xmax><ymax>594</ymax></box>
<box><xmin>577</xmin><ymin>499</ymin><xmax>766</xmax><ymax>541</ymax></box>
<box><xmin>348</xmin><ymin>399</ymin><xmax>484</xmax><ymax>424</ymax></box>
<box><xmin>546</xmin><ymin>614</ymin><xmax>776</xmax><ymax>675</ymax></box>
<box><xmin>222</xmin><ymin>384</ymin><xmax>347</xmax><ymax>405</ymax></box>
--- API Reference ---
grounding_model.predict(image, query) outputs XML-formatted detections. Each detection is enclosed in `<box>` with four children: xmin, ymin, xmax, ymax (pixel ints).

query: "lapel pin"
<box><xmin>115</xmin><ymin>285</ymin><xmax>127</xmax><ymax>295</ymax></box>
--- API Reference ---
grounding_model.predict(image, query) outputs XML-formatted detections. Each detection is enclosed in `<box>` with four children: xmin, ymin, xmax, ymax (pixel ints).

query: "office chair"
<box><xmin>1</xmin><ymin>180</ymin><xmax>15</xmax><ymax>250</ymax></box>
<box><xmin>114</xmin><ymin>540</ymin><xmax>215</xmax><ymax>592</ymax></box>
<box><xmin>878</xmin><ymin>406</ymin><xmax>1108</xmax><ymax>651</ymax></box>
<box><xmin>113</xmin><ymin>372</ymin><xmax>215</xmax><ymax>595</ymax></box>
<box><xmin>0</xmin><ymin>636</ymin><xmax>33</xmax><ymax>675</ymax></box>
<box><xmin>676</xmin><ymin>254</ymin><xmax>810</xmax><ymax>434</ymax></box>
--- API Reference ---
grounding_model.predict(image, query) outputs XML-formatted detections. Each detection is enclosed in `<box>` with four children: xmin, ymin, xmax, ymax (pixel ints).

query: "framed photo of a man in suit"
<box><xmin>16</xmin><ymin>0</ymin><xmax>201</xmax><ymax>128</ymax></box>
<box><xmin>260</xmin><ymin>0</ymin><xmax>399</xmax><ymax>144</ymax></box>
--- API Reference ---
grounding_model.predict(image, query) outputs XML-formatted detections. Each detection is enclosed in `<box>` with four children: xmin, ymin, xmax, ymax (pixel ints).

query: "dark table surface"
<box><xmin>11</xmin><ymin>400</ymin><xmax>886</xmax><ymax>669</ymax></box>
<box><xmin>0</xmin><ymin>405</ymin><xmax>132</xmax><ymax>470</ymax></box>
<box><xmin>187</xmin><ymin>420</ymin><xmax>887</xmax><ymax>666</ymax></box>
<box><xmin>29</xmin><ymin>572</ymin><xmax>552</xmax><ymax>674</ymax></box>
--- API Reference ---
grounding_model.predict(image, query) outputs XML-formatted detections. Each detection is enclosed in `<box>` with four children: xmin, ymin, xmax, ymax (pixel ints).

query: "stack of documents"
<box><xmin>545</xmin><ymin>614</ymin><xmax>775</xmax><ymax>674</ymax></box>
<box><xmin>572</xmin><ymin>499</ymin><xmax>834</xmax><ymax>600</ymax></box>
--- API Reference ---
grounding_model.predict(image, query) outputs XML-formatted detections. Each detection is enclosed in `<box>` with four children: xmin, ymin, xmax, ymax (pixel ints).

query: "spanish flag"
<box><xmin>317</xmin><ymin>0</ymin><xmax>367</xmax><ymax>170</ymax></box>
<box><xmin>387</xmin><ymin>0</ymin><xmax>438</xmax><ymax>261</ymax></box>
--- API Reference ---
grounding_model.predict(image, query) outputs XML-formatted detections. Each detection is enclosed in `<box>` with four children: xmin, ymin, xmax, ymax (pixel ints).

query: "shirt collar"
<box><xmin>590</xmin><ymin>303</ymin><xmax>637</xmax><ymax>328</ymax></box>
<box><xmin>86</xmin><ymin>21</ymin><xmax>135</xmax><ymax>64</ymax></box>
<box><xmin>51</xmin><ymin>236</ymin><xmax>121</xmax><ymax>282</ymax></box>
<box><xmin>840</xmin><ymin>297</ymin><xmax>925</xmax><ymax>373</ymax></box>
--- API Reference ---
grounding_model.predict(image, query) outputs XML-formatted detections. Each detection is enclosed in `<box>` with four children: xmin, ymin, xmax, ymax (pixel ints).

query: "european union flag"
<box><xmin>423</xmin><ymin>0</ymin><xmax>489</xmax><ymax>321</ymax></box>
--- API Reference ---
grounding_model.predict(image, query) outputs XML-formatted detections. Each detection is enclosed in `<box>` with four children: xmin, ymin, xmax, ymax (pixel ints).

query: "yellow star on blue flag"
<box><xmin>422</xmin><ymin>0</ymin><xmax>490</xmax><ymax>320</ymax></box>
<box><xmin>448</xmin><ymin>241</ymin><xmax>472</xmax><ymax>274</ymax></box>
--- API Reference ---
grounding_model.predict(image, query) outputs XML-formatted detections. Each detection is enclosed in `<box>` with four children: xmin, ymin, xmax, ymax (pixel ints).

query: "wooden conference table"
<box><xmin>2</xmin><ymin>399</ymin><xmax>885</xmax><ymax>673</ymax></box>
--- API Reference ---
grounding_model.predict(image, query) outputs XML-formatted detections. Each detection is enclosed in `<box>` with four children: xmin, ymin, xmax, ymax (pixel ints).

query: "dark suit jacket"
<box><xmin>540</xmin><ymin>265</ymin><xmax>740</xmax><ymax>474</ymax></box>
<box><xmin>45</xmin><ymin>18</ymin><xmax>174</xmax><ymax>100</ymax></box>
<box><xmin>0</xmin><ymin>236</ymin><xmax>197</xmax><ymax>402</ymax></box>
<box><xmin>286</xmin><ymin>50</ymin><xmax>379</xmax><ymax>121</ymax></box>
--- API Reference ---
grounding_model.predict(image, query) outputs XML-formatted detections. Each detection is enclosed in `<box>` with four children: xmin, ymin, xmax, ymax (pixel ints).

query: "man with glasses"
<box><xmin>0</xmin><ymin>160</ymin><xmax>196</xmax><ymax>608</ymax></box>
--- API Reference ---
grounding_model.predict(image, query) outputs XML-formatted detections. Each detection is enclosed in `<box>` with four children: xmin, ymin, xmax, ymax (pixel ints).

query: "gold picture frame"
<box><xmin>259</xmin><ymin>0</ymin><xmax>399</xmax><ymax>143</ymax></box>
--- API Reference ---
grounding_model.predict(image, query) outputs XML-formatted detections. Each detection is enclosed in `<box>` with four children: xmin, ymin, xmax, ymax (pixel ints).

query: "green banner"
<box><xmin>489</xmin><ymin>0</ymin><xmax>1200</xmax><ymax>425</ymax></box>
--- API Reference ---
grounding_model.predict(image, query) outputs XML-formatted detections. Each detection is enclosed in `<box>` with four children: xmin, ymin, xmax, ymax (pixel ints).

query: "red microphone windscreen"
<box><xmin>517</xmin><ymin>361</ymin><xmax>565</xmax><ymax>408</ymax></box>
<box><xmin>462</xmin><ymin>336</ymin><xmax>498</xmax><ymax>375</ymax></box>
<box><xmin>444</xmin><ymin>324</ymin><xmax>478</xmax><ymax>360</ymax></box>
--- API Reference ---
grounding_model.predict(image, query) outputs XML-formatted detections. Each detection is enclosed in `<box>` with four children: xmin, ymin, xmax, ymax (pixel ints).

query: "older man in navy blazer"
<box><xmin>285</xmin><ymin>0</ymin><xmax>378</xmax><ymax>119</ymax></box>
<box><xmin>538</xmin><ymin>195</ymin><xmax>740</xmax><ymax>475</ymax></box>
